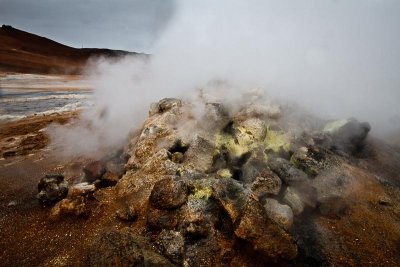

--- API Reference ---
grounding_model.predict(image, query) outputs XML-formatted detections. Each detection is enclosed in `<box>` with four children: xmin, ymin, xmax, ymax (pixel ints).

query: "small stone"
<box><xmin>378</xmin><ymin>196</ymin><xmax>392</xmax><ymax>206</ymax></box>
<box><xmin>7</xmin><ymin>201</ymin><xmax>17</xmax><ymax>207</ymax></box>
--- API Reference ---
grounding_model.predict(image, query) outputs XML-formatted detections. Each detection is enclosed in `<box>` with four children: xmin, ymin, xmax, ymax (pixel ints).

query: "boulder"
<box><xmin>268</xmin><ymin>157</ymin><xmax>309</xmax><ymax>185</ymax></box>
<box><xmin>184</xmin><ymin>135</ymin><xmax>215</xmax><ymax>172</ymax></box>
<box><xmin>212</xmin><ymin>178</ymin><xmax>249</xmax><ymax>223</ymax></box>
<box><xmin>250</xmin><ymin>169</ymin><xmax>282</xmax><ymax>198</ymax></box>
<box><xmin>149</xmin><ymin>177</ymin><xmax>188</xmax><ymax>210</ymax></box>
<box><xmin>234</xmin><ymin>198</ymin><xmax>298</xmax><ymax>261</ymax></box>
<box><xmin>37</xmin><ymin>174</ymin><xmax>68</xmax><ymax>205</ymax></box>
<box><xmin>282</xmin><ymin>187</ymin><xmax>305</xmax><ymax>216</ymax></box>
<box><xmin>264</xmin><ymin>198</ymin><xmax>294</xmax><ymax>230</ymax></box>
<box><xmin>83</xmin><ymin>161</ymin><xmax>106</xmax><ymax>183</ymax></box>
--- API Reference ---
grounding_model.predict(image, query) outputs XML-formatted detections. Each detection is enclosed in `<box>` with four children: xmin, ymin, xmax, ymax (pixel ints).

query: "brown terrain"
<box><xmin>0</xmin><ymin>28</ymin><xmax>400</xmax><ymax>267</ymax></box>
<box><xmin>0</xmin><ymin>25</ymin><xmax>142</xmax><ymax>74</ymax></box>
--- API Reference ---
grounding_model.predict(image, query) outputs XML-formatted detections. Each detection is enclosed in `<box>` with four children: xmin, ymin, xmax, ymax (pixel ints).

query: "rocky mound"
<box><xmin>36</xmin><ymin>96</ymin><xmax>400</xmax><ymax>266</ymax></box>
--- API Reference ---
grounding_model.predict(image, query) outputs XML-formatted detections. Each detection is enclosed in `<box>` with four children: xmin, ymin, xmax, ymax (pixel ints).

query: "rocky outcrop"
<box><xmin>41</xmin><ymin>97</ymin><xmax>375</xmax><ymax>266</ymax></box>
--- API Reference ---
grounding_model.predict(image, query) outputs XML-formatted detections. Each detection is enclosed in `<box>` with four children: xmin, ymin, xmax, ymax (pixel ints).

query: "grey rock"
<box><xmin>282</xmin><ymin>187</ymin><xmax>304</xmax><ymax>216</ymax></box>
<box><xmin>264</xmin><ymin>198</ymin><xmax>293</xmax><ymax>230</ymax></box>
<box><xmin>268</xmin><ymin>157</ymin><xmax>308</xmax><ymax>185</ymax></box>
<box><xmin>184</xmin><ymin>135</ymin><xmax>215</xmax><ymax>172</ymax></box>
<box><xmin>37</xmin><ymin>174</ymin><xmax>68</xmax><ymax>205</ymax></box>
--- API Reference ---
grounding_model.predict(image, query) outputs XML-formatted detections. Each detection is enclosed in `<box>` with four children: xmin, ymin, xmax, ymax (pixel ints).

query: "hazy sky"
<box><xmin>0</xmin><ymin>0</ymin><xmax>175</xmax><ymax>52</ymax></box>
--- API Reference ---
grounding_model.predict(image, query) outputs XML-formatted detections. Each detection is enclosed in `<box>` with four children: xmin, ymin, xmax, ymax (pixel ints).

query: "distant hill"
<box><xmin>0</xmin><ymin>25</ymin><xmax>143</xmax><ymax>74</ymax></box>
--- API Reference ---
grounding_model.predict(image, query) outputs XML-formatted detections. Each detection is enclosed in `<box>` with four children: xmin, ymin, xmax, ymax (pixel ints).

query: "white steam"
<box><xmin>49</xmin><ymin>0</ymin><xmax>400</xmax><ymax>156</ymax></box>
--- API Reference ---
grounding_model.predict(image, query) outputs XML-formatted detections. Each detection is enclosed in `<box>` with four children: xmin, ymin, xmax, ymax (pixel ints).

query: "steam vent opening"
<box><xmin>2</xmin><ymin>2</ymin><xmax>400</xmax><ymax>267</ymax></box>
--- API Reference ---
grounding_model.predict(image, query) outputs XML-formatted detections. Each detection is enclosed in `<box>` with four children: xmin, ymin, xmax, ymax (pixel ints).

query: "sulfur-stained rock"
<box><xmin>250</xmin><ymin>169</ymin><xmax>282</xmax><ymax>198</ymax></box>
<box><xmin>37</xmin><ymin>174</ymin><xmax>68</xmax><ymax>205</ymax></box>
<box><xmin>149</xmin><ymin>177</ymin><xmax>188</xmax><ymax>210</ymax></box>
<box><xmin>234</xmin><ymin>198</ymin><xmax>298</xmax><ymax>261</ymax></box>
<box><xmin>264</xmin><ymin>198</ymin><xmax>294</xmax><ymax>230</ymax></box>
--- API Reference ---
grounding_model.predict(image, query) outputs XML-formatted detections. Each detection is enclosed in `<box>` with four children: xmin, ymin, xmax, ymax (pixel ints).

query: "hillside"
<box><xmin>0</xmin><ymin>25</ymin><xmax>142</xmax><ymax>74</ymax></box>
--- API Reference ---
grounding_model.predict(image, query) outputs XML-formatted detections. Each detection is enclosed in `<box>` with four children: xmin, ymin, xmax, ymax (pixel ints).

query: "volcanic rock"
<box><xmin>264</xmin><ymin>198</ymin><xmax>294</xmax><ymax>230</ymax></box>
<box><xmin>85</xmin><ymin>228</ymin><xmax>174</xmax><ymax>267</ymax></box>
<box><xmin>147</xmin><ymin>207</ymin><xmax>180</xmax><ymax>230</ymax></box>
<box><xmin>50</xmin><ymin>197</ymin><xmax>88</xmax><ymax>219</ymax></box>
<box><xmin>269</xmin><ymin>157</ymin><xmax>309</xmax><ymax>185</ymax></box>
<box><xmin>149</xmin><ymin>98</ymin><xmax>182</xmax><ymax>115</ymax></box>
<box><xmin>154</xmin><ymin>230</ymin><xmax>185</xmax><ymax>264</ymax></box>
<box><xmin>83</xmin><ymin>161</ymin><xmax>106</xmax><ymax>183</ymax></box>
<box><xmin>37</xmin><ymin>174</ymin><xmax>68</xmax><ymax>205</ymax></box>
<box><xmin>250</xmin><ymin>169</ymin><xmax>282</xmax><ymax>197</ymax></box>
<box><xmin>67</xmin><ymin>182</ymin><xmax>95</xmax><ymax>198</ymax></box>
<box><xmin>149</xmin><ymin>177</ymin><xmax>188</xmax><ymax>210</ymax></box>
<box><xmin>184</xmin><ymin>135</ymin><xmax>215</xmax><ymax>172</ymax></box>
<box><xmin>212</xmin><ymin>178</ymin><xmax>249</xmax><ymax>223</ymax></box>
<box><xmin>234</xmin><ymin>198</ymin><xmax>298</xmax><ymax>261</ymax></box>
<box><xmin>282</xmin><ymin>187</ymin><xmax>305</xmax><ymax>215</ymax></box>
